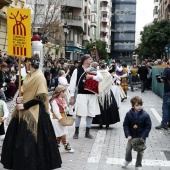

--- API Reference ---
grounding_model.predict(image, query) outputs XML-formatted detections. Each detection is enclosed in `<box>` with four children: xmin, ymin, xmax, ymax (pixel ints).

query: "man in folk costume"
<box><xmin>69</xmin><ymin>54</ymin><xmax>103</xmax><ymax>139</ymax></box>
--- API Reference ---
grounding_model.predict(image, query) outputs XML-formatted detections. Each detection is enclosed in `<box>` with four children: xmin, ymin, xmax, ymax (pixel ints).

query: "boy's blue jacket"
<box><xmin>123</xmin><ymin>108</ymin><xmax>152</xmax><ymax>139</ymax></box>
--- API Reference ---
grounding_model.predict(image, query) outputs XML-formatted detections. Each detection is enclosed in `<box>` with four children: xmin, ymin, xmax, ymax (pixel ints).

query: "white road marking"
<box><xmin>87</xmin><ymin>130</ymin><xmax>106</xmax><ymax>163</ymax></box>
<box><xmin>150</xmin><ymin>108</ymin><xmax>162</xmax><ymax>123</ymax></box>
<box><xmin>106</xmin><ymin>158</ymin><xmax>170</xmax><ymax>167</ymax></box>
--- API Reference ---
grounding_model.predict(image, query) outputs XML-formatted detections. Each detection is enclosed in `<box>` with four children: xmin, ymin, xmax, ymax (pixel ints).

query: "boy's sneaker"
<box><xmin>135</xmin><ymin>167</ymin><xmax>142</xmax><ymax>170</ymax></box>
<box><xmin>64</xmin><ymin>143</ymin><xmax>74</xmax><ymax>153</ymax></box>
<box><xmin>155</xmin><ymin>124</ymin><xmax>168</xmax><ymax>130</ymax></box>
<box><xmin>122</xmin><ymin>160</ymin><xmax>131</xmax><ymax>168</ymax></box>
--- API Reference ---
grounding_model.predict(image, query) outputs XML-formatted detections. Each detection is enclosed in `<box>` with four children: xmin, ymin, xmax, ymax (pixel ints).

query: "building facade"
<box><xmin>61</xmin><ymin>0</ymin><xmax>84</xmax><ymax>60</ymax></box>
<box><xmin>153</xmin><ymin>0</ymin><xmax>159</xmax><ymax>20</ymax></box>
<box><xmin>100</xmin><ymin>0</ymin><xmax>112</xmax><ymax>54</ymax></box>
<box><xmin>158</xmin><ymin>0</ymin><xmax>170</xmax><ymax>20</ymax></box>
<box><xmin>0</xmin><ymin>0</ymin><xmax>26</xmax><ymax>52</ymax></box>
<box><xmin>111</xmin><ymin>0</ymin><xmax>136</xmax><ymax>63</ymax></box>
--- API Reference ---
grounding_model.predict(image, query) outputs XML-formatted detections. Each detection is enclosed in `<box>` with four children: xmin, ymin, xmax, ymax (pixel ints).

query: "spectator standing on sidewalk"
<box><xmin>155</xmin><ymin>60</ymin><xmax>170</xmax><ymax>130</ymax></box>
<box><xmin>69</xmin><ymin>54</ymin><xmax>103</xmax><ymax>139</ymax></box>
<box><xmin>122</xmin><ymin>96</ymin><xmax>151</xmax><ymax>170</ymax></box>
<box><xmin>0</xmin><ymin>96</ymin><xmax>9</xmax><ymax>140</ymax></box>
<box><xmin>138</xmin><ymin>62</ymin><xmax>148</xmax><ymax>93</ymax></box>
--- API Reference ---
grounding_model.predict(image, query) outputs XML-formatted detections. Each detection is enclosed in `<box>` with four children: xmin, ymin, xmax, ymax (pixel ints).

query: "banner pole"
<box><xmin>18</xmin><ymin>57</ymin><xmax>22</xmax><ymax>121</ymax></box>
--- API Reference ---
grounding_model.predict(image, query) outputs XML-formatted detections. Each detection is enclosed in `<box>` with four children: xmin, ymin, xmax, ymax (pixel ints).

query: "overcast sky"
<box><xmin>135</xmin><ymin>0</ymin><xmax>154</xmax><ymax>44</ymax></box>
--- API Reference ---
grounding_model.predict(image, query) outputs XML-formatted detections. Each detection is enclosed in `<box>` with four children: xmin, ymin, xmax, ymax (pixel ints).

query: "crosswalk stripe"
<box><xmin>150</xmin><ymin>108</ymin><xmax>162</xmax><ymax>123</ymax></box>
<box><xmin>87</xmin><ymin>130</ymin><xmax>106</xmax><ymax>163</ymax></box>
<box><xmin>106</xmin><ymin>158</ymin><xmax>170</xmax><ymax>167</ymax></box>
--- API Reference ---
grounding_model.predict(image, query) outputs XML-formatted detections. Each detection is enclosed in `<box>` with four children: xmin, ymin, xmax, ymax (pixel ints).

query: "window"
<box><xmin>35</xmin><ymin>4</ymin><xmax>45</xmax><ymax>15</ymax></box>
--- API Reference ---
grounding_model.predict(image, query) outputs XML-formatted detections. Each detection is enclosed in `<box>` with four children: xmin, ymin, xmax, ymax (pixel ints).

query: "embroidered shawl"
<box><xmin>12</xmin><ymin>70</ymin><xmax>49</xmax><ymax>140</ymax></box>
<box><xmin>98</xmin><ymin>70</ymin><xmax>113</xmax><ymax>108</ymax></box>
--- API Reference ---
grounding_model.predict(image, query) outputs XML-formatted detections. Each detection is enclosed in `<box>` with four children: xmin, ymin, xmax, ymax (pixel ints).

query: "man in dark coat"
<box><xmin>138</xmin><ymin>62</ymin><xmax>148</xmax><ymax>92</ymax></box>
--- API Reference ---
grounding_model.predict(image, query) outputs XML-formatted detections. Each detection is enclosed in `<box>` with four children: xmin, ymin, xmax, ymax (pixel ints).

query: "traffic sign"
<box><xmin>164</xmin><ymin>43</ymin><xmax>170</xmax><ymax>54</ymax></box>
<box><xmin>7</xmin><ymin>8</ymin><xmax>31</xmax><ymax>58</ymax></box>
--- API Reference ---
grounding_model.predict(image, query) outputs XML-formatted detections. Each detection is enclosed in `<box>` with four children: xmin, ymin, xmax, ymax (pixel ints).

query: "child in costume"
<box><xmin>50</xmin><ymin>85</ymin><xmax>74</xmax><ymax>153</ymax></box>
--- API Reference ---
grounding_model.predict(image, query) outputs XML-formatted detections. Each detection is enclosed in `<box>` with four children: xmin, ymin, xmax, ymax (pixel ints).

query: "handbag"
<box><xmin>58</xmin><ymin>112</ymin><xmax>75</xmax><ymax>126</ymax></box>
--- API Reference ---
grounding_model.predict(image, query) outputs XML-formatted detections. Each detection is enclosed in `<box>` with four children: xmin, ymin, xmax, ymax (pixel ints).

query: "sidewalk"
<box><xmin>0</xmin><ymin>90</ymin><xmax>170</xmax><ymax>170</ymax></box>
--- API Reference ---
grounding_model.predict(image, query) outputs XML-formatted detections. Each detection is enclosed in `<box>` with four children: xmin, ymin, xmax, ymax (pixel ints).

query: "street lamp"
<box><xmin>63</xmin><ymin>22</ymin><xmax>69</xmax><ymax>59</ymax></box>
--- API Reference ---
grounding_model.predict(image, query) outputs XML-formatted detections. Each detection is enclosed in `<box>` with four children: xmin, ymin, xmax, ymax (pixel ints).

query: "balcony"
<box><xmin>0</xmin><ymin>0</ymin><xmax>12</xmax><ymax>9</ymax></box>
<box><xmin>101</xmin><ymin>27</ymin><xmax>109</xmax><ymax>33</ymax></box>
<box><xmin>61</xmin><ymin>0</ymin><xmax>83</xmax><ymax>9</ymax></box>
<box><xmin>101</xmin><ymin>0</ymin><xmax>109</xmax><ymax>3</ymax></box>
<box><xmin>61</xmin><ymin>15</ymin><xmax>83</xmax><ymax>31</ymax></box>
<box><xmin>101</xmin><ymin>7</ymin><xmax>109</xmax><ymax>13</ymax></box>
<box><xmin>101</xmin><ymin>36</ymin><xmax>109</xmax><ymax>42</ymax></box>
<box><xmin>101</xmin><ymin>17</ymin><xmax>109</xmax><ymax>23</ymax></box>
<box><xmin>83</xmin><ymin>34</ymin><xmax>90</xmax><ymax>42</ymax></box>
<box><xmin>166</xmin><ymin>0</ymin><xmax>170</xmax><ymax>8</ymax></box>
<box><xmin>91</xmin><ymin>11</ymin><xmax>97</xmax><ymax>28</ymax></box>
<box><xmin>106</xmin><ymin>48</ymin><xmax>110</xmax><ymax>53</ymax></box>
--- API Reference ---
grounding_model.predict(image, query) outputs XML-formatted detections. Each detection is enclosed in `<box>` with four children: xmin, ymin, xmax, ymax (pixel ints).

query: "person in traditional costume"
<box><xmin>50</xmin><ymin>85</ymin><xmax>74</xmax><ymax>153</ymax></box>
<box><xmin>92</xmin><ymin>63</ymin><xmax>120</xmax><ymax>128</ymax></box>
<box><xmin>114</xmin><ymin>60</ymin><xmax>127</xmax><ymax>102</ymax></box>
<box><xmin>120</xmin><ymin>63</ymin><xmax>128</xmax><ymax>99</ymax></box>
<box><xmin>1</xmin><ymin>56</ymin><xmax>62</xmax><ymax>170</ymax></box>
<box><xmin>111</xmin><ymin>73</ymin><xmax>121</xmax><ymax>108</ymax></box>
<box><xmin>69</xmin><ymin>54</ymin><xmax>103</xmax><ymax>139</ymax></box>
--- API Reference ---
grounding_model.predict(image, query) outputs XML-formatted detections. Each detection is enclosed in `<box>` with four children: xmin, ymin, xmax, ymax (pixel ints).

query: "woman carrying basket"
<box><xmin>50</xmin><ymin>85</ymin><xmax>74</xmax><ymax>153</ymax></box>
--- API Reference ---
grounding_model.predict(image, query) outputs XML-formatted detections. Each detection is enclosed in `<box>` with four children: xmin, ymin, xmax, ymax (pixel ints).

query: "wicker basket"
<box><xmin>58</xmin><ymin>116</ymin><xmax>75</xmax><ymax>126</ymax></box>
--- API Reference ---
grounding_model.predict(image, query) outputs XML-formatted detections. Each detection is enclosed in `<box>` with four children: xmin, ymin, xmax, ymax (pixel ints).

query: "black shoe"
<box><xmin>73</xmin><ymin>127</ymin><xmax>79</xmax><ymax>139</ymax></box>
<box><xmin>155</xmin><ymin>124</ymin><xmax>168</xmax><ymax>130</ymax></box>
<box><xmin>85</xmin><ymin>127</ymin><xmax>93</xmax><ymax>139</ymax></box>
<box><xmin>99</xmin><ymin>124</ymin><xmax>103</xmax><ymax>129</ymax></box>
<box><xmin>85</xmin><ymin>133</ymin><xmax>93</xmax><ymax>139</ymax></box>
<box><xmin>105</xmin><ymin>125</ymin><xmax>109</xmax><ymax>129</ymax></box>
<box><xmin>73</xmin><ymin>132</ymin><xmax>79</xmax><ymax>139</ymax></box>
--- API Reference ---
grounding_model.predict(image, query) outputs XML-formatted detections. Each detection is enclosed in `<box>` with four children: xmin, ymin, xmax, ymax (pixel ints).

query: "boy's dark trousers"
<box><xmin>125</xmin><ymin>140</ymin><xmax>144</xmax><ymax>167</ymax></box>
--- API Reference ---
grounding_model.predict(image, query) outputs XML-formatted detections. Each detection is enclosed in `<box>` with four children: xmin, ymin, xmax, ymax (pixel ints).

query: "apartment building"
<box><xmin>100</xmin><ymin>0</ymin><xmax>112</xmax><ymax>54</ymax></box>
<box><xmin>111</xmin><ymin>0</ymin><xmax>136</xmax><ymax>63</ymax></box>
<box><xmin>0</xmin><ymin>0</ymin><xmax>26</xmax><ymax>52</ymax></box>
<box><xmin>153</xmin><ymin>0</ymin><xmax>159</xmax><ymax>20</ymax></box>
<box><xmin>158</xmin><ymin>0</ymin><xmax>170</xmax><ymax>20</ymax></box>
<box><xmin>61</xmin><ymin>0</ymin><xmax>84</xmax><ymax>60</ymax></box>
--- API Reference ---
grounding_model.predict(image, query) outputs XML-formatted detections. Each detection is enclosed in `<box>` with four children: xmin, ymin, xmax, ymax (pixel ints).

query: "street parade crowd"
<box><xmin>0</xmin><ymin>49</ymin><xmax>170</xmax><ymax>170</ymax></box>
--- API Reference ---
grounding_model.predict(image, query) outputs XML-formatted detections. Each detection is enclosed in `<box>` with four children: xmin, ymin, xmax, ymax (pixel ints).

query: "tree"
<box><xmin>27</xmin><ymin>0</ymin><xmax>66</xmax><ymax>46</ymax></box>
<box><xmin>86</xmin><ymin>40</ymin><xmax>109</xmax><ymax>61</ymax></box>
<box><xmin>135</xmin><ymin>20</ymin><xmax>170</xmax><ymax>60</ymax></box>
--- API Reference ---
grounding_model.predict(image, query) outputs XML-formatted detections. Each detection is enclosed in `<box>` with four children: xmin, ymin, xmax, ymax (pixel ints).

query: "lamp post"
<box><xmin>63</xmin><ymin>22</ymin><xmax>68</xmax><ymax>59</ymax></box>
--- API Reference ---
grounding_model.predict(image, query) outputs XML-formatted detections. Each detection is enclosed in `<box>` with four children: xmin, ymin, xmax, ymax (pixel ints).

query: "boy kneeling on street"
<box><xmin>122</xmin><ymin>96</ymin><xmax>152</xmax><ymax>170</ymax></box>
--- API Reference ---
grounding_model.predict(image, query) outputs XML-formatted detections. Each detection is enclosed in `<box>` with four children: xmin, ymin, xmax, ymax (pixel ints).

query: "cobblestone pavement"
<box><xmin>0</xmin><ymin>89</ymin><xmax>170</xmax><ymax>170</ymax></box>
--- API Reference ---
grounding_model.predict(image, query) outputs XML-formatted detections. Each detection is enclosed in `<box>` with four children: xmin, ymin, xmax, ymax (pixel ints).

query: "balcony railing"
<box><xmin>101</xmin><ymin>7</ymin><xmax>109</xmax><ymax>13</ymax></box>
<box><xmin>61</xmin><ymin>15</ymin><xmax>83</xmax><ymax>31</ymax></box>
<box><xmin>61</xmin><ymin>15</ymin><xmax>82</xmax><ymax>21</ymax></box>
<box><xmin>101</xmin><ymin>27</ymin><xmax>109</xmax><ymax>33</ymax></box>
<box><xmin>61</xmin><ymin>0</ymin><xmax>83</xmax><ymax>9</ymax></box>
<box><xmin>0</xmin><ymin>0</ymin><xmax>12</xmax><ymax>9</ymax></box>
<box><xmin>101</xmin><ymin>17</ymin><xmax>109</xmax><ymax>23</ymax></box>
<box><xmin>101</xmin><ymin>36</ymin><xmax>109</xmax><ymax>42</ymax></box>
<box><xmin>101</xmin><ymin>0</ymin><xmax>109</xmax><ymax>3</ymax></box>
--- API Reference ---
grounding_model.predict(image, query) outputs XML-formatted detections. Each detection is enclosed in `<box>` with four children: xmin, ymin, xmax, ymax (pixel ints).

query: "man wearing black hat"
<box><xmin>68</xmin><ymin>60</ymin><xmax>79</xmax><ymax>78</ymax></box>
<box><xmin>69</xmin><ymin>54</ymin><xmax>103</xmax><ymax>139</ymax></box>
